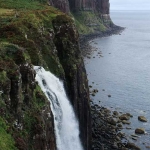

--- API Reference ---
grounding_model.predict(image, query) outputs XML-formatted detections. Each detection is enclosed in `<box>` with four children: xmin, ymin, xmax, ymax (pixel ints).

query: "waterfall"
<box><xmin>34</xmin><ymin>66</ymin><xmax>83</xmax><ymax>150</ymax></box>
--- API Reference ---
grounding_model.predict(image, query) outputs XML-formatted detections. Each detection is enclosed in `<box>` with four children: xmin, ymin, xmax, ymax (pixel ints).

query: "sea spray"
<box><xmin>34</xmin><ymin>66</ymin><xmax>83</xmax><ymax>150</ymax></box>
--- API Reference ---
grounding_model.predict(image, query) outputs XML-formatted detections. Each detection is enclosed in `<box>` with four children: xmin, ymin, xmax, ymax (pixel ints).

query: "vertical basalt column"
<box><xmin>101</xmin><ymin>0</ymin><xmax>110</xmax><ymax>14</ymax></box>
<box><xmin>51</xmin><ymin>0</ymin><xmax>70</xmax><ymax>13</ymax></box>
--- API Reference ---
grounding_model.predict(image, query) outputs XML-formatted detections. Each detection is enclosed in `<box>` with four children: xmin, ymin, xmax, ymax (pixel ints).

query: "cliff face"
<box><xmin>49</xmin><ymin>0</ymin><xmax>110</xmax><ymax>14</ymax></box>
<box><xmin>68</xmin><ymin>0</ymin><xmax>110</xmax><ymax>14</ymax></box>
<box><xmin>0</xmin><ymin>3</ymin><xmax>91</xmax><ymax>149</ymax></box>
<box><xmin>52</xmin><ymin>15</ymin><xmax>91</xmax><ymax>149</ymax></box>
<box><xmin>49</xmin><ymin>0</ymin><xmax>70</xmax><ymax>13</ymax></box>
<box><xmin>0</xmin><ymin>43</ymin><xmax>56</xmax><ymax>150</ymax></box>
<box><xmin>0</xmin><ymin>0</ymin><xmax>112</xmax><ymax>149</ymax></box>
<box><xmin>49</xmin><ymin>0</ymin><xmax>111</xmax><ymax>28</ymax></box>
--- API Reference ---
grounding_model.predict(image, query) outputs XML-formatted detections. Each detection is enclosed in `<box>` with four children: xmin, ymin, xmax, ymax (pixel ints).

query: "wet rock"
<box><xmin>138</xmin><ymin>116</ymin><xmax>147</xmax><ymax>122</ymax></box>
<box><xmin>131</xmin><ymin>137</ymin><xmax>137</xmax><ymax>141</ymax></box>
<box><xmin>126</xmin><ymin>127</ymin><xmax>131</xmax><ymax>129</ymax></box>
<box><xmin>117</xmin><ymin>132</ymin><xmax>125</xmax><ymax>138</ymax></box>
<box><xmin>121</xmin><ymin>148</ymin><xmax>128</xmax><ymax>150</ymax></box>
<box><xmin>116</xmin><ymin>136</ymin><xmax>121</xmax><ymax>141</ymax></box>
<box><xmin>146</xmin><ymin>146</ymin><xmax>150</xmax><ymax>149</ymax></box>
<box><xmin>113</xmin><ymin>111</ymin><xmax>119</xmax><ymax>116</ymax></box>
<box><xmin>108</xmin><ymin>94</ymin><xmax>111</xmax><ymax>97</ymax></box>
<box><xmin>119</xmin><ymin>114</ymin><xmax>130</xmax><ymax>120</ymax></box>
<box><xmin>135</xmin><ymin>128</ymin><xmax>145</xmax><ymax>134</ymax></box>
<box><xmin>92</xmin><ymin>89</ymin><xmax>98</xmax><ymax>93</ymax></box>
<box><xmin>92</xmin><ymin>93</ymin><xmax>95</xmax><ymax>97</ymax></box>
<box><xmin>131</xmin><ymin>134</ymin><xmax>139</xmax><ymax>138</ymax></box>
<box><xmin>126</xmin><ymin>142</ymin><xmax>141</xmax><ymax>150</ymax></box>
<box><xmin>108</xmin><ymin>118</ymin><xmax>117</xmax><ymax>126</ymax></box>
<box><xmin>111</xmin><ymin>143</ymin><xmax>118</xmax><ymax>149</ymax></box>
<box><xmin>126</xmin><ymin>113</ymin><xmax>133</xmax><ymax>117</ymax></box>
<box><xmin>117</xmin><ymin>123</ymin><xmax>122</xmax><ymax>128</ymax></box>
<box><xmin>122</xmin><ymin>120</ymin><xmax>131</xmax><ymax>125</ymax></box>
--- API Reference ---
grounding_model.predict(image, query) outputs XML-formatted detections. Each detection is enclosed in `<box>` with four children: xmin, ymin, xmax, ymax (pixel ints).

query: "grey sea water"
<box><xmin>84</xmin><ymin>11</ymin><xmax>150</xmax><ymax>149</ymax></box>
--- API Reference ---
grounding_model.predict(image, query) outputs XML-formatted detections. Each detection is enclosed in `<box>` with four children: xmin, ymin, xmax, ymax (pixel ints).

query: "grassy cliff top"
<box><xmin>0</xmin><ymin>0</ymin><xmax>71</xmax><ymax>74</ymax></box>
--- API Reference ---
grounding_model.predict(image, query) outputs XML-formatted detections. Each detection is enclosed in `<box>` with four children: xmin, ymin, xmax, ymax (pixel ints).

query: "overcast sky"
<box><xmin>110</xmin><ymin>0</ymin><xmax>150</xmax><ymax>10</ymax></box>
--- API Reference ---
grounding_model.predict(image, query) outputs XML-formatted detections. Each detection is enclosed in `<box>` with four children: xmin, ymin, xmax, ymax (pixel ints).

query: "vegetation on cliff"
<box><xmin>73</xmin><ymin>11</ymin><xmax>106</xmax><ymax>34</ymax></box>
<box><xmin>0</xmin><ymin>1</ymin><xmax>64</xmax><ymax>149</ymax></box>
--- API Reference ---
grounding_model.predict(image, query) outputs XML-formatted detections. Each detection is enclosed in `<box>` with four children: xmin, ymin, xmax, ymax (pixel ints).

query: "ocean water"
<box><xmin>84</xmin><ymin>11</ymin><xmax>150</xmax><ymax>149</ymax></box>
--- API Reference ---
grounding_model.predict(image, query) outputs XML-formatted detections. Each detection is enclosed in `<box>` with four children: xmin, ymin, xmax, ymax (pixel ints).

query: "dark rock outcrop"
<box><xmin>52</xmin><ymin>15</ymin><xmax>91</xmax><ymax>150</ymax></box>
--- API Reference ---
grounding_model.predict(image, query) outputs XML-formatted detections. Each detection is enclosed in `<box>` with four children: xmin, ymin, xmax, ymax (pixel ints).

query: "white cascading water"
<box><xmin>34</xmin><ymin>66</ymin><xmax>83</xmax><ymax>150</ymax></box>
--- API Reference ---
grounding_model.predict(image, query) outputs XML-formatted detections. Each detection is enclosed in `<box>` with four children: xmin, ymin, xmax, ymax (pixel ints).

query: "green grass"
<box><xmin>0</xmin><ymin>117</ymin><xmax>17</xmax><ymax>150</ymax></box>
<box><xmin>0</xmin><ymin>0</ymin><xmax>47</xmax><ymax>10</ymax></box>
<box><xmin>0</xmin><ymin>71</ymin><xmax>7</xmax><ymax>83</ymax></box>
<box><xmin>0</xmin><ymin>8</ymin><xmax>14</xmax><ymax>15</ymax></box>
<box><xmin>0</xmin><ymin>6</ymin><xmax>65</xmax><ymax>76</ymax></box>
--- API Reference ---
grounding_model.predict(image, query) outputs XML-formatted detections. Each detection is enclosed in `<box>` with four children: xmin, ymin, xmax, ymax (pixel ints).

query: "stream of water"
<box><xmin>34</xmin><ymin>66</ymin><xmax>83</xmax><ymax>150</ymax></box>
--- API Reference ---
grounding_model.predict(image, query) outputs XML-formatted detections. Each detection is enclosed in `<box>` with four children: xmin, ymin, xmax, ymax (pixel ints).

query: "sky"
<box><xmin>110</xmin><ymin>0</ymin><xmax>150</xmax><ymax>10</ymax></box>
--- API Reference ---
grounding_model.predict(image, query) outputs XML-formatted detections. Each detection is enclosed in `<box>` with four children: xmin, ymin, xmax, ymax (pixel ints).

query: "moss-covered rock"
<box><xmin>0</xmin><ymin>42</ymin><xmax>56</xmax><ymax>150</ymax></box>
<box><xmin>0</xmin><ymin>117</ymin><xmax>17</xmax><ymax>150</ymax></box>
<box><xmin>72</xmin><ymin>11</ymin><xmax>106</xmax><ymax>34</ymax></box>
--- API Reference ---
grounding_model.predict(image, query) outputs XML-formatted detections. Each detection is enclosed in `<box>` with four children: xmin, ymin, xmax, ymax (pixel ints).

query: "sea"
<box><xmin>84</xmin><ymin>10</ymin><xmax>150</xmax><ymax>149</ymax></box>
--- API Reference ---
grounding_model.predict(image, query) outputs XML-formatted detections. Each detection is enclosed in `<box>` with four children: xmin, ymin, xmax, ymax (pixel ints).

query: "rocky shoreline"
<box><xmin>90</xmin><ymin>102</ymin><xmax>143</xmax><ymax>150</ymax></box>
<box><xmin>79</xmin><ymin>25</ymin><xmax>125</xmax><ymax>56</ymax></box>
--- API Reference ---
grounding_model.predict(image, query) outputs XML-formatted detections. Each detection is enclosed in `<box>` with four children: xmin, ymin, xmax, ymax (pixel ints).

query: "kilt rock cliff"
<box><xmin>0</xmin><ymin>0</ymin><xmax>115</xmax><ymax>150</ymax></box>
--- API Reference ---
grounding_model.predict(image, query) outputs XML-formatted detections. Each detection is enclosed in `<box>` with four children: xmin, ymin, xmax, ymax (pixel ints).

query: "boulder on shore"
<box><xmin>126</xmin><ymin>142</ymin><xmax>141</xmax><ymax>150</ymax></box>
<box><xmin>138</xmin><ymin>116</ymin><xmax>147</xmax><ymax>122</ymax></box>
<box><xmin>119</xmin><ymin>114</ymin><xmax>130</xmax><ymax>120</ymax></box>
<box><xmin>135</xmin><ymin>128</ymin><xmax>145</xmax><ymax>134</ymax></box>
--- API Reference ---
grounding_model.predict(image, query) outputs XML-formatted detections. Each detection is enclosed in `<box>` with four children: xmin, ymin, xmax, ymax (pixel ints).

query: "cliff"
<box><xmin>68</xmin><ymin>0</ymin><xmax>110</xmax><ymax>14</ymax></box>
<box><xmin>0</xmin><ymin>0</ymin><xmax>91</xmax><ymax>149</ymax></box>
<box><xmin>0</xmin><ymin>0</ymin><xmax>114</xmax><ymax>149</ymax></box>
<box><xmin>49</xmin><ymin>0</ymin><xmax>113</xmax><ymax>34</ymax></box>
